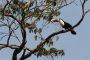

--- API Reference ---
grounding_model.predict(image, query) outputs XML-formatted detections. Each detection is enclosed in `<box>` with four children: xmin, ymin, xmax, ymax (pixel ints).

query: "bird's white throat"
<box><xmin>59</xmin><ymin>20</ymin><xmax>65</xmax><ymax>26</ymax></box>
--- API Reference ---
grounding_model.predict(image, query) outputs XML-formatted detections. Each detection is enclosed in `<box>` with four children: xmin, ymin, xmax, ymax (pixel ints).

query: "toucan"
<box><xmin>51</xmin><ymin>18</ymin><xmax>76</xmax><ymax>35</ymax></box>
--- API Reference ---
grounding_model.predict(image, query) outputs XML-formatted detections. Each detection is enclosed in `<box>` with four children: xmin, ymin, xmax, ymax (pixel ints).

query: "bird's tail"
<box><xmin>70</xmin><ymin>29</ymin><xmax>76</xmax><ymax>35</ymax></box>
<box><xmin>71</xmin><ymin>29</ymin><xmax>76</xmax><ymax>35</ymax></box>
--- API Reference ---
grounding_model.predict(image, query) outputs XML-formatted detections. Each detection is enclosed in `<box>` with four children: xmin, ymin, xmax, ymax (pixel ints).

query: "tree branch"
<box><xmin>12</xmin><ymin>23</ymin><xmax>26</xmax><ymax>60</ymax></box>
<box><xmin>0</xmin><ymin>44</ymin><xmax>32</xmax><ymax>52</ymax></box>
<box><xmin>20</xmin><ymin>0</ymin><xmax>90</xmax><ymax>59</ymax></box>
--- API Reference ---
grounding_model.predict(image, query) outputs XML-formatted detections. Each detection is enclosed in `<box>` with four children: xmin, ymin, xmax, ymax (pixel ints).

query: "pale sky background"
<box><xmin>0</xmin><ymin>0</ymin><xmax>90</xmax><ymax>60</ymax></box>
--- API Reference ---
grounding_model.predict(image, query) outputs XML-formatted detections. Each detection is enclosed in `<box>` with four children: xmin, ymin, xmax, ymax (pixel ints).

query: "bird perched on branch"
<box><xmin>51</xmin><ymin>18</ymin><xmax>76</xmax><ymax>35</ymax></box>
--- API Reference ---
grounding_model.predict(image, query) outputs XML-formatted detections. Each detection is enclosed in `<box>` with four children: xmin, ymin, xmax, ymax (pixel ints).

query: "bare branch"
<box><xmin>0</xmin><ymin>0</ymin><xmax>89</xmax><ymax>60</ymax></box>
<box><xmin>20</xmin><ymin>0</ymin><xmax>90</xmax><ymax>59</ymax></box>
<box><xmin>73</xmin><ymin>0</ymin><xmax>88</xmax><ymax>28</ymax></box>
<box><xmin>0</xmin><ymin>44</ymin><xmax>32</xmax><ymax>54</ymax></box>
<box><xmin>58</xmin><ymin>0</ymin><xmax>76</xmax><ymax>9</ymax></box>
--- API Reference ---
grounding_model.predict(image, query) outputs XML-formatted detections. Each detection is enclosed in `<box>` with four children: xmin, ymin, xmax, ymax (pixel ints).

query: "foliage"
<box><xmin>0</xmin><ymin>0</ymin><xmax>89</xmax><ymax>60</ymax></box>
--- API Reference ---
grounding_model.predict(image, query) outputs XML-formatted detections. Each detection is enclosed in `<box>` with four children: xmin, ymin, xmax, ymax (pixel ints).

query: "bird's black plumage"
<box><xmin>60</xmin><ymin>20</ymin><xmax>76</xmax><ymax>35</ymax></box>
<box><xmin>62</xmin><ymin>22</ymin><xmax>72</xmax><ymax>29</ymax></box>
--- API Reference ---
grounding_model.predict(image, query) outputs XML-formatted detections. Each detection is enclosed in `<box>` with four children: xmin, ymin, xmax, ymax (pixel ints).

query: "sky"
<box><xmin>0</xmin><ymin>0</ymin><xmax>90</xmax><ymax>60</ymax></box>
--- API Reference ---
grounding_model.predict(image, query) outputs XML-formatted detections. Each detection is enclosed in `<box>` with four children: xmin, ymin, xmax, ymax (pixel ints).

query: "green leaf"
<box><xmin>13</xmin><ymin>0</ymin><xmax>18</xmax><ymax>4</ymax></box>
<box><xmin>29</xmin><ymin>29</ymin><xmax>33</xmax><ymax>33</ymax></box>
<box><xmin>38</xmin><ymin>28</ymin><xmax>42</xmax><ymax>33</ymax></box>
<box><xmin>34</xmin><ymin>35</ymin><xmax>38</xmax><ymax>40</ymax></box>
<box><xmin>34</xmin><ymin>28</ymin><xmax>37</xmax><ymax>34</ymax></box>
<box><xmin>58</xmin><ymin>50</ymin><xmax>65</xmax><ymax>57</ymax></box>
